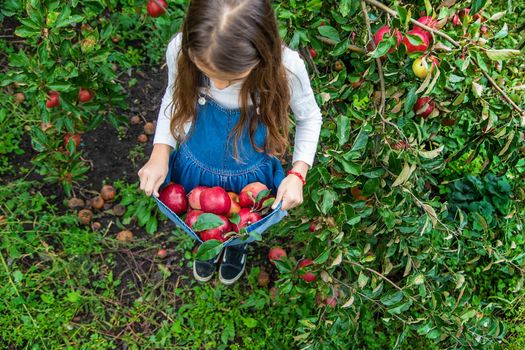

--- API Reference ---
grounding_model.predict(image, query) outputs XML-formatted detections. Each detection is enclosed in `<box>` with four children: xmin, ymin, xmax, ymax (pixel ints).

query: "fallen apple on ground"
<box><xmin>298</xmin><ymin>259</ymin><xmax>316</xmax><ymax>283</ymax></box>
<box><xmin>146</xmin><ymin>0</ymin><xmax>167</xmax><ymax>17</ymax></box>
<box><xmin>100</xmin><ymin>185</ymin><xmax>116</xmax><ymax>201</ymax></box>
<box><xmin>268</xmin><ymin>247</ymin><xmax>287</xmax><ymax>265</ymax></box>
<box><xmin>413</xmin><ymin>97</ymin><xmax>436</xmax><ymax>118</ymax></box>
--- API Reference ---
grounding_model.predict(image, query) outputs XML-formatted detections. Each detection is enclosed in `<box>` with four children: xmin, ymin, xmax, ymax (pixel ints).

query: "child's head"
<box><xmin>171</xmin><ymin>0</ymin><xmax>291</xmax><ymax>160</ymax></box>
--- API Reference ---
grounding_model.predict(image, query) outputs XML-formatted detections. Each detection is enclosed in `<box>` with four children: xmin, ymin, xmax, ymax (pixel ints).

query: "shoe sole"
<box><xmin>192</xmin><ymin>262</ymin><xmax>214</xmax><ymax>283</ymax></box>
<box><xmin>218</xmin><ymin>263</ymin><xmax>246</xmax><ymax>285</ymax></box>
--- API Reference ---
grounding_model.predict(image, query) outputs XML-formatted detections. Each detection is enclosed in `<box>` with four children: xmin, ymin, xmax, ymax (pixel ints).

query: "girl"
<box><xmin>138</xmin><ymin>0</ymin><xmax>322</xmax><ymax>285</ymax></box>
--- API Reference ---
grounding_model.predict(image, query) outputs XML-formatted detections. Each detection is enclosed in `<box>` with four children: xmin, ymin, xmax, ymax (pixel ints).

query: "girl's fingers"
<box><xmin>144</xmin><ymin>176</ymin><xmax>154</xmax><ymax>196</ymax></box>
<box><xmin>272</xmin><ymin>187</ymin><xmax>286</xmax><ymax>210</ymax></box>
<box><xmin>152</xmin><ymin>176</ymin><xmax>164</xmax><ymax>197</ymax></box>
<box><xmin>138</xmin><ymin>168</ymin><xmax>146</xmax><ymax>191</ymax></box>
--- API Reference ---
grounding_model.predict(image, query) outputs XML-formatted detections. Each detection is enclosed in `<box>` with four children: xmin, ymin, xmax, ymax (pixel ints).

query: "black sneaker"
<box><xmin>193</xmin><ymin>249</ymin><xmax>222</xmax><ymax>283</ymax></box>
<box><xmin>218</xmin><ymin>244</ymin><xmax>248</xmax><ymax>285</ymax></box>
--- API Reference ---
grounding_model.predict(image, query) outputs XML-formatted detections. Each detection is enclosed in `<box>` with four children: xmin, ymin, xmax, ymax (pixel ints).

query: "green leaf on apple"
<box><xmin>192</xmin><ymin>213</ymin><xmax>224</xmax><ymax>232</ymax></box>
<box><xmin>248</xmin><ymin>231</ymin><xmax>262</xmax><ymax>241</ymax></box>
<box><xmin>256</xmin><ymin>189</ymin><xmax>271</xmax><ymax>203</ymax></box>
<box><xmin>195</xmin><ymin>240</ymin><xmax>223</xmax><ymax>260</ymax></box>
<box><xmin>229</xmin><ymin>212</ymin><xmax>240</xmax><ymax>225</ymax></box>
<box><xmin>405</xmin><ymin>33</ymin><xmax>424</xmax><ymax>46</ymax></box>
<box><xmin>261</xmin><ymin>196</ymin><xmax>275</xmax><ymax>209</ymax></box>
<box><xmin>369</xmin><ymin>40</ymin><xmax>392</xmax><ymax>58</ymax></box>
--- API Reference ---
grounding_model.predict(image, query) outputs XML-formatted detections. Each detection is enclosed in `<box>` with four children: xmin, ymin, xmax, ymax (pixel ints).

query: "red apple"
<box><xmin>184</xmin><ymin>209</ymin><xmax>204</xmax><ymax>229</ymax></box>
<box><xmin>147</xmin><ymin>0</ymin><xmax>167</xmax><ymax>17</ymax></box>
<box><xmin>227</xmin><ymin>201</ymin><xmax>241</xmax><ymax>218</ymax></box>
<box><xmin>413</xmin><ymin>97</ymin><xmax>435</xmax><ymax>118</ymax></box>
<box><xmin>238</xmin><ymin>182</ymin><xmax>270</xmax><ymax>208</ymax></box>
<box><xmin>199</xmin><ymin>215</ymin><xmax>231</xmax><ymax>242</ymax></box>
<box><xmin>309</xmin><ymin>222</ymin><xmax>316</xmax><ymax>232</ymax></box>
<box><xmin>459</xmin><ymin>8</ymin><xmax>470</xmax><ymax>19</ymax></box>
<box><xmin>46</xmin><ymin>91</ymin><xmax>60</xmax><ymax>108</ymax></box>
<box><xmin>188</xmin><ymin>186</ymin><xmax>208</xmax><ymax>210</ymax></box>
<box><xmin>200</xmin><ymin>186</ymin><xmax>231</xmax><ymax>215</ymax></box>
<box><xmin>268</xmin><ymin>247</ymin><xmax>287</xmax><ymax>265</ymax></box>
<box><xmin>234</xmin><ymin>208</ymin><xmax>262</xmax><ymax>232</ymax></box>
<box><xmin>325</xmin><ymin>296</ymin><xmax>337</xmax><ymax>308</ymax></box>
<box><xmin>308</xmin><ymin>47</ymin><xmax>317</xmax><ymax>59</ymax></box>
<box><xmin>159</xmin><ymin>183</ymin><xmax>188</xmax><ymax>215</ymax></box>
<box><xmin>452</xmin><ymin>14</ymin><xmax>461</xmax><ymax>26</ymax></box>
<box><xmin>63</xmin><ymin>133</ymin><xmax>81</xmax><ymax>148</ymax></box>
<box><xmin>441</xmin><ymin>118</ymin><xmax>456</xmax><ymax>126</ymax></box>
<box><xmin>78</xmin><ymin>88</ymin><xmax>93</xmax><ymax>103</ymax></box>
<box><xmin>413</xmin><ymin>17</ymin><xmax>436</xmax><ymax>44</ymax></box>
<box><xmin>298</xmin><ymin>259</ymin><xmax>316</xmax><ymax>283</ymax></box>
<box><xmin>402</xmin><ymin>30</ymin><xmax>429</xmax><ymax>53</ymax></box>
<box><xmin>373</xmin><ymin>25</ymin><xmax>402</xmax><ymax>53</ymax></box>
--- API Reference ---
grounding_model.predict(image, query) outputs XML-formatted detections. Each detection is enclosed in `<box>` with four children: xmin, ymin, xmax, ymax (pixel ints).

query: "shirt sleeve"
<box><xmin>152</xmin><ymin>33</ymin><xmax>182</xmax><ymax>149</ymax></box>
<box><xmin>286</xmin><ymin>49</ymin><xmax>323</xmax><ymax>168</ymax></box>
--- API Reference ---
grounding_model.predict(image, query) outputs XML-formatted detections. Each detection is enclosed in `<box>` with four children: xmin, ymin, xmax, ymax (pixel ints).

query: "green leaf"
<box><xmin>320</xmin><ymin>189</ymin><xmax>337</xmax><ymax>215</ymax></box>
<box><xmin>404</xmin><ymin>86</ymin><xmax>418</xmax><ymax>113</ymax></box>
<box><xmin>341</xmin><ymin>160</ymin><xmax>361</xmax><ymax>175</ymax></box>
<box><xmin>146</xmin><ymin>216</ymin><xmax>157</xmax><ymax>234</ymax></box>
<box><xmin>423</xmin><ymin>0</ymin><xmax>432</xmax><ymax>16</ymax></box>
<box><xmin>229</xmin><ymin>213</ymin><xmax>240</xmax><ymax>225</ymax></box>
<box><xmin>485</xmin><ymin>49</ymin><xmax>521</xmax><ymax>61</ymax></box>
<box><xmin>357</xmin><ymin>272</ymin><xmax>369</xmax><ymax>289</ymax></box>
<box><xmin>396</xmin><ymin>5</ymin><xmax>408</xmax><ymax>25</ymax></box>
<box><xmin>476</xmin><ymin>51</ymin><xmax>488</xmax><ymax>71</ymax></box>
<box><xmin>380</xmin><ymin>291</ymin><xmax>404</xmax><ymax>306</ymax></box>
<box><xmin>336</xmin><ymin>115</ymin><xmax>350</xmax><ymax>146</ymax></box>
<box><xmin>66</xmin><ymin>291</ymin><xmax>81</xmax><ymax>303</ymax></box>
<box><xmin>471</xmin><ymin>0</ymin><xmax>487</xmax><ymax>14</ymax></box>
<box><xmin>314</xmin><ymin>250</ymin><xmax>330</xmax><ymax>264</ymax></box>
<box><xmin>195</xmin><ymin>240</ymin><xmax>223</xmax><ymax>260</ymax></box>
<box><xmin>388</xmin><ymin>299</ymin><xmax>413</xmax><ymax>314</ymax></box>
<box><xmin>494</xmin><ymin>23</ymin><xmax>508</xmax><ymax>39</ymax></box>
<box><xmin>243</xmin><ymin>317</ymin><xmax>258</xmax><ymax>328</ymax></box>
<box><xmin>339</xmin><ymin>0</ymin><xmax>352</xmax><ymax>17</ymax></box>
<box><xmin>318</xmin><ymin>25</ymin><xmax>340</xmax><ymax>42</ymax></box>
<box><xmin>405</xmin><ymin>33</ymin><xmax>424</xmax><ymax>45</ymax></box>
<box><xmin>350</xmin><ymin>126</ymin><xmax>369</xmax><ymax>154</ymax></box>
<box><xmin>369</xmin><ymin>40</ymin><xmax>392</xmax><ymax>58</ymax></box>
<box><xmin>192</xmin><ymin>213</ymin><xmax>224</xmax><ymax>232</ymax></box>
<box><xmin>330</xmin><ymin>38</ymin><xmax>350</xmax><ymax>57</ymax></box>
<box><xmin>15</xmin><ymin>26</ymin><xmax>39</xmax><ymax>38</ymax></box>
<box><xmin>256</xmin><ymin>189</ymin><xmax>271</xmax><ymax>203</ymax></box>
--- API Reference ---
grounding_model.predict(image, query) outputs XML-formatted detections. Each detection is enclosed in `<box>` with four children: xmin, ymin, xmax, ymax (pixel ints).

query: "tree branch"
<box><xmin>360</xmin><ymin>0</ymin><xmax>386</xmax><ymax>116</ymax></box>
<box><xmin>315</xmin><ymin>35</ymin><xmax>366</xmax><ymax>54</ymax></box>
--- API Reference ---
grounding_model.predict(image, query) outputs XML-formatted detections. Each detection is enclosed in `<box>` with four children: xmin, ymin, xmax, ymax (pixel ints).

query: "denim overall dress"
<box><xmin>153</xmin><ymin>76</ymin><xmax>288</xmax><ymax>246</ymax></box>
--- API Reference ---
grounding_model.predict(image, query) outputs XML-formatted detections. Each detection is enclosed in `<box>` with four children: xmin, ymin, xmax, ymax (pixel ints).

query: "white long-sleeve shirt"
<box><xmin>153</xmin><ymin>33</ymin><xmax>323</xmax><ymax>167</ymax></box>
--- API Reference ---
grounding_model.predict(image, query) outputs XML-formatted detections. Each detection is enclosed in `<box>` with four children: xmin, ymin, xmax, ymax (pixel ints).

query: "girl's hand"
<box><xmin>138</xmin><ymin>144</ymin><xmax>171</xmax><ymax>197</ymax></box>
<box><xmin>272</xmin><ymin>161</ymin><xmax>309</xmax><ymax>211</ymax></box>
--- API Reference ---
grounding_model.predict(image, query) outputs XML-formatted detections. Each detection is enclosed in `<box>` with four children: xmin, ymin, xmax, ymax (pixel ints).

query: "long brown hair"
<box><xmin>169</xmin><ymin>0</ymin><xmax>290</xmax><ymax>161</ymax></box>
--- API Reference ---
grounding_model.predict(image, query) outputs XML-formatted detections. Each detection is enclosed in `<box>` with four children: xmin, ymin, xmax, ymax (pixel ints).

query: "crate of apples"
<box><xmin>153</xmin><ymin>181</ymin><xmax>287</xmax><ymax>246</ymax></box>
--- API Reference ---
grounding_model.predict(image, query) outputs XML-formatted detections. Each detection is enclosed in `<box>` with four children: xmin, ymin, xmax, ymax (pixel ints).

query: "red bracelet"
<box><xmin>287</xmin><ymin>170</ymin><xmax>306</xmax><ymax>185</ymax></box>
